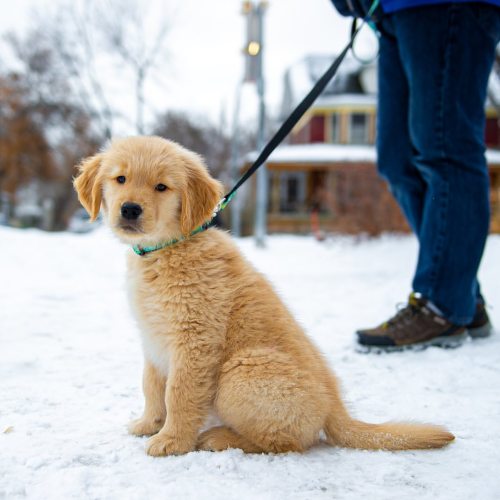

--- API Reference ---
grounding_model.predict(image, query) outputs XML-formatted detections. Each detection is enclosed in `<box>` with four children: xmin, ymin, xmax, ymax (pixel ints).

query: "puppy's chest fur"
<box><xmin>126</xmin><ymin>252</ymin><xmax>192</xmax><ymax>376</ymax></box>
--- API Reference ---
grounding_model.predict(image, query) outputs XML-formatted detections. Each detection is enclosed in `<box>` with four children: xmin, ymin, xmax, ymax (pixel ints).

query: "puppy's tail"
<box><xmin>324</xmin><ymin>397</ymin><xmax>454</xmax><ymax>451</ymax></box>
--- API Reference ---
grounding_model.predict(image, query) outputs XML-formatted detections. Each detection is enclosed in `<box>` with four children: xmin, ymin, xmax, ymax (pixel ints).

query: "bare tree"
<box><xmin>96</xmin><ymin>0</ymin><xmax>170</xmax><ymax>134</ymax></box>
<box><xmin>154</xmin><ymin>111</ymin><xmax>230</xmax><ymax>180</ymax></box>
<box><xmin>15</xmin><ymin>0</ymin><xmax>171</xmax><ymax>138</ymax></box>
<box><xmin>25</xmin><ymin>6</ymin><xmax>116</xmax><ymax>140</ymax></box>
<box><xmin>0</xmin><ymin>47</ymin><xmax>100</xmax><ymax>230</ymax></box>
<box><xmin>153</xmin><ymin>111</ymin><xmax>257</xmax><ymax>183</ymax></box>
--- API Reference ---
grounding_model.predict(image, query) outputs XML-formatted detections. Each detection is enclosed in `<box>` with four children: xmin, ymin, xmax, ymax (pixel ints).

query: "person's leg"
<box><xmin>377</xmin><ymin>9</ymin><xmax>488</xmax><ymax>312</ymax></box>
<box><xmin>393</xmin><ymin>3</ymin><xmax>500</xmax><ymax>325</ymax></box>
<box><xmin>376</xmin><ymin>19</ymin><xmax>426</xmax><ymax>236</ymax></box>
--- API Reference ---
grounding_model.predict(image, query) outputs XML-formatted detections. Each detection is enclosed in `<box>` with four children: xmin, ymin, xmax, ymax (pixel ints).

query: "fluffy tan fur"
<box><xmin>74</xmin><ymin>136</ymin><xmax>454</xmax><ymax>456</ymax></box>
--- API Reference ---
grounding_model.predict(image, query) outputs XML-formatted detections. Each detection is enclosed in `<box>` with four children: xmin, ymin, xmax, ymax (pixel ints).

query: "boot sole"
<box><xmin>356</xmin><ymin>331</ymin><xmax>468</xmax><ymax>353</ymax></box>
<box><xmin>467</xmin><ymin>322</ymin><xmax>493</xmax><ymax>339</ymax></box>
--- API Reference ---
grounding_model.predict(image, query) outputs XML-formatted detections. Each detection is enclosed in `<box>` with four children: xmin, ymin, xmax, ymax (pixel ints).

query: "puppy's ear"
<box><xmin>180</xmin><ymin>155</ymin><xmax>223</xmax><ymax>236</ymax></box>
<box><xmin>73</xmin><ymin>154</ymin><xmax>104</xmax><ymax>221</ymax></box>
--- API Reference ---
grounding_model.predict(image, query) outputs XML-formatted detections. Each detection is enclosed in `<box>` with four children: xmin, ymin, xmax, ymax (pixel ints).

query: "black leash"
<box><xmin>217</xmin><ymin>0</ymin><xmax>380</xmax><ymax>213</ymax></box>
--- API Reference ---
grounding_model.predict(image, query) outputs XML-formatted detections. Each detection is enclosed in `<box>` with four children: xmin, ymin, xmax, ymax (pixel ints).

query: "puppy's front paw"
<box><xmin>146</xmin><ymin>432</ymin><xmax>194</xmax><ymax>457</ymax></box>
<box><xmin>128</xmin><ymin>417</ymin><xmax>164</xmax><ymax>437</ymax></box>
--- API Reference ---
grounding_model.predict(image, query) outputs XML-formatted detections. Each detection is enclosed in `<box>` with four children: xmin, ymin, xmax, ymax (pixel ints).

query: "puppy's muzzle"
<box><xmin>121</xmin><ymin>202</ymin><xmax>143</xmax><ymax>221</ymax></box>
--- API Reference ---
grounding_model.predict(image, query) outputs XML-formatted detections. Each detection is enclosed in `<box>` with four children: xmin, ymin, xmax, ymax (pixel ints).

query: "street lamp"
<box><xmin>241</xmin><ymin>0</ymin><xmax>268</xmax><ymax>247</ymax></box>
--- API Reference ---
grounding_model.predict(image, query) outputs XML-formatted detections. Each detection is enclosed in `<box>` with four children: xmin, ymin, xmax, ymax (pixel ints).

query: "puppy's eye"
<box><xmin>155</xmin><ymin>183</ymin><xmax>168</xmax><ymax>192</ymax></box>
<box><xmin>116</xmin><ymin>176</ymin><xmax>126</xmax><ymax>184</ymax></box>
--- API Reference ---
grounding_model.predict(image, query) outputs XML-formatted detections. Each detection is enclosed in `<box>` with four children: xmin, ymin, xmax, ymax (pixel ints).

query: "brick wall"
<box><xmin>326</xmin><ymin>163</ymin><xmax>409</xmax><ymax>235</ymax></box>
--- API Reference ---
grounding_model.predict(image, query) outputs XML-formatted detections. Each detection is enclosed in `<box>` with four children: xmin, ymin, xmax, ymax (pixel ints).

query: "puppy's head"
<box><xmin>73</xmin><ymin>136</ymin><xmax>223</xmax><ymax>246</ymax></box>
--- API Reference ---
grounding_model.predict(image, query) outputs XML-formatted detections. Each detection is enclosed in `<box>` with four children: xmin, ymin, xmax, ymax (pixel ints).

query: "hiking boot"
<box><xmin>356</xmin><ymin>293</ymin><xmax>467</xmax><ymax>350</ymax></box>
<box><xmin>467</xmin><ymin>302</ymin><xmax>493</xmax><ymax>338</ymax></box>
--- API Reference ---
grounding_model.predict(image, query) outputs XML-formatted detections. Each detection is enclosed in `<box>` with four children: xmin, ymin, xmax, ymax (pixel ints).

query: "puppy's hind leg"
<box><xmin>197</xmin><ymin>426</ymin><xmax>263</xmax><ymax>453</ymax></box>
<box><xmin>128</xmin><ymin>360</ymin><xmax>167</xmax><ymax>436</ymax></box>
<box><xmin>215</xmin><ymin>348</ymin><xmax>329</xmax><ymax>454</ymax></box>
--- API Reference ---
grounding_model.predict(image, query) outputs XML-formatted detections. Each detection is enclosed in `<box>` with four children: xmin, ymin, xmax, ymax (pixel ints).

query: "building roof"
<box><xmin>280</xmin><ymin>54</ymin><xmax>377</xmax><ymax>118</ymax></box>
<box><xmin>487</xmin><ymin>148</ymin><xmax>500</xmax><ymax>165</ymax></box>
<box><xmin>487</xmin><ymin>67</ymin><xmax>500</xmax><ymax>111</ymax></box>
<box><xmin>245</xmin><ymin>143</ymin><xmax>500</xmax><ymax>167</ymax></box>
<box><xmin>314</xmin><ymin>93</ymin><xmax>377</xmax><ymax>108</ymax></box>
<box><xmin>246</xmin><ymin>144</ymin><xmax>377</xmax><ymax>165</ymax></box>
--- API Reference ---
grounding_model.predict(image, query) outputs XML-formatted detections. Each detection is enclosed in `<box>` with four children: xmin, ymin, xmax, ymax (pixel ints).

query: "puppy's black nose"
<box><xmin>121</xmin><ymin>202</ymin><xmax>142</xmax><ymax>220</ymax></box>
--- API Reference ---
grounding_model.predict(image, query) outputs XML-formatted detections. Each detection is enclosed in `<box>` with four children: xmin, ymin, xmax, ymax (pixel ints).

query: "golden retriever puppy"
<box><xmin>73</xmin><ymin>136</ymin><xmax>454</xmax><ymax>456</ymax></box>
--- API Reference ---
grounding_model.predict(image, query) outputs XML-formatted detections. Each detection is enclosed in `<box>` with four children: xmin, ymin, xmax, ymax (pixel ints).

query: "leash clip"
<box><xmin>133</xmin><ymin>245</ymin><xmax>147</xmax><ymax>256</ymax></box>
<box><xmin>213</xmin><ymin>193</ymin><xmax>235</xmax><ymax>217</ymax></box>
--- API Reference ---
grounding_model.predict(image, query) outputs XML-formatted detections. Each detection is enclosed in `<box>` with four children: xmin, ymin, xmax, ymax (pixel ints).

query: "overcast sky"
<box><xmin>0</xmin><ymin>0</ymin><xmax>365</xmax><ymax>133</ymax></box>
<box><xmin>167</xmin><ymin>0</ymin><xmax>353</xmax><ymax>122</ymax></box>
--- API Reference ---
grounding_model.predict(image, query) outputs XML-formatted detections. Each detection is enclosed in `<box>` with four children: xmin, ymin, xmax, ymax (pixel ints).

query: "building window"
<box><xmin>330</xmin><ymin>113</ymin><xmax>341</xmax><ymax>143</ymax></box>
<box><xmin>349</xmin><ymin>113</ymin><xmax>369</xmax><ymax>144</ymax></box>
<box><xmin>279</xmin><ymin>172</ymin><xmax>306</xmax><ymax>213</ymax></box>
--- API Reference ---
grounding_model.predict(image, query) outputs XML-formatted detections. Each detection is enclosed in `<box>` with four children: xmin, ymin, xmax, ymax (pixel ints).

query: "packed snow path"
<box><xmin>1</xmin><ymin>227</ymin><xmax>499</xmax><ymax>499</ymax></box>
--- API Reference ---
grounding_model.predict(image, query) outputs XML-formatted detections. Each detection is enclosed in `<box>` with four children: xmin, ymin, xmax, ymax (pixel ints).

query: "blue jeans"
<box><xmin>377</xmin><ymin>3</ymin><xmax>500</xmax><ymax>324</ymax></box>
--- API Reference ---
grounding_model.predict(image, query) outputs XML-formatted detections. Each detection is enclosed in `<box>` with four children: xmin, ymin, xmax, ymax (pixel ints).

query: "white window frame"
<box><xmin>348</xmin><ymin>112</ymin><xmax>369</xmax><ymax>144</ymax></box>
<box><xmin>330</xmin><ymin>112</ymin><xmax>341</xmax><ymax>143</ymax></box>
<box><xmin>279</xmin><ymin>172</ymin><xmax>307</xmax><ymax>213</ymax></box>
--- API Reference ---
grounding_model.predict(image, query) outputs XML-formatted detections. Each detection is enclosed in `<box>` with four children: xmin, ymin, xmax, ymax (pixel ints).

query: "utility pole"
<box><xmin>242</xmin><ymin>0</ymin><xmax>268</xmax><ymax>247</ymax></box>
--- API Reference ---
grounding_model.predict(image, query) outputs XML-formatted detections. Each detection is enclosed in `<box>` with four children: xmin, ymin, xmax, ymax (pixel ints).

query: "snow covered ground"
<box><xmin>1</xmin><ymin>226</ymin><xmax>499</xmax><ymax>500</ymax></box>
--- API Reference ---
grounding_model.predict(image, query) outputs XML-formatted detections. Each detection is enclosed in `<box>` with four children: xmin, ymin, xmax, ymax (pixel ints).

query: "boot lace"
<box><xmin>383</xmin><ymin>300</ymin><xmax>421</xmax><ymax>329</ymax></box>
